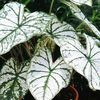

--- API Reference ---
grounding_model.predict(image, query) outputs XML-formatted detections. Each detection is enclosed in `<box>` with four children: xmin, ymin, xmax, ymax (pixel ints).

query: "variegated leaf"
<box><xmin>61</xmin><ymin>1</ymin><xmax>100</xmax><ymax>37</ymax></box>
<box><xmin>0</xmin><ymin>2</ymin><xmax>52</xmax><ymax>55</ymax></box>
<box><xmin>70</xmin><ymin>0</ymin><xmax>92</xmax><ymax>6</ymax></box>
<box><xmin>0</xmin><ymin>58</ymin><xmax>30</xmax><ymax>100</ymax></box>
<box><xmin>61</xmin><ymin>34</ymin><xmax>100</xmax><ymax>90</ymax></box>
<box><xmin>27</xmin><ymin>47</ymin><xmax>72</xmax><ymax>100</ymax></box>
<box><xmin>46</xmin><ymin>16</ymin><xmax>77</xmax><ymax>46</ymax></box>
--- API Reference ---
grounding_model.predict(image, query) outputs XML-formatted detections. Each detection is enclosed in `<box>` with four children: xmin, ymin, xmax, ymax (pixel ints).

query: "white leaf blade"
<box><xmin>0</xmin><ymin>58</ymin><xmax>29</xmax><ymax>100</ymax></box>
<box><xmin>61</xmin><ymin>37</ymin><xmax>87</xmax><ymax>75</ymax></box>
<box><xmin>85</xmin><ymin>35</ymin><xmax>100</xmax><ymax>90</ymax></box>
<box><xmin>27</xmin><ymin>47</ymin><xmax>72</xmax><ymax>100</ymax></box>
<box><xmin>70</xmin><ymin>0</ymin><xmax>92</xmax><ymax>6</ymax></box>
<box><xmin>61</xmin><ymin>34</ymin><xmax>100</xmax><ymax>90</ymax></box>
<box><xmin>0</xmin><ymin>2</ymin><xmax>52</xmax><ymax>55</ymax></box>
<box><xmin>47</xmin><ymin>16</ymin><xmax>77</xmax><ymax>46</ymax></box>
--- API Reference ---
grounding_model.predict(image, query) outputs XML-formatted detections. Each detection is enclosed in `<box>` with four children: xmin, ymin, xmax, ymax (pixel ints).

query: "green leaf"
<box><xmin>46</xmin><ymin>16</ymin><xmax>77</xmax><ymax>46</ymax></box>
<box><xmin>0</xmin><ymin>58</ymin><xmax>30</xmax><ymax>100</ymax></box>
<box><xmin>70</xmin><ymin>0</ymin><xmax>92</xmax><ymax>6</ymax></box>
<box><xmin>21</xmin><ymin>0</ymin><xmax>31</xmax><ymax>5</ymax></box>
<box><xmin>61</xmin><ymin>1</ymin><xmax>100</xmax><ymax>37</ymax></box>
<box><xmin>27</xmin><ymin>47</ymin><xmax>72</xmax><ymax>100</ymax></box>
<box><xmin>61</xmin><ymin>34</ymin><xmax>100</xmax><ymax>90</ymax></box>
<box><xmin>0</xmin><ymin>2</ymin><xmax>52</xmax><ymax>55</ymax></box>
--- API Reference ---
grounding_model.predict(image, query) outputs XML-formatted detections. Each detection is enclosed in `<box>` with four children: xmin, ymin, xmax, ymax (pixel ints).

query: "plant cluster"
<box><xmin>0</xmin><ymin>0</ymin><xmax>100</xmax><ymax>100</ymax></box>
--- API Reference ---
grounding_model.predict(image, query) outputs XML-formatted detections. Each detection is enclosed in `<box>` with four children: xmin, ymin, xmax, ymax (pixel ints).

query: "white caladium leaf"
<box><xmin>0</xmin><ymin>58</ymin><xmax>30</xmax><ymax>100</ymax></box>
<box><xmin>27</xmin><ymin>47</ymin><xmax>72</xmax><ymax>100</ymax></box>
<box><xmin>61</xmin><ymin>1</ymin><xmax>100</xmax><ymax>37</ymax></box>
<box><xmin>0</xmin><ymin>2</ymin><xmax>52</xmax><ymax>55</ymax></box>
<box><xmin>61</xmin><ymin>34</ymin><xmax>100</xmax><ymax>90</ymax></box>
<box><xmin>46</xmin><ymin>16</ymin><xmax>77</xmax><ymax>46</ymax></box>
<box><xmin>70</xmin><ymin>0</ymin><xmax>92</xmax><ymax>6</ymax></box>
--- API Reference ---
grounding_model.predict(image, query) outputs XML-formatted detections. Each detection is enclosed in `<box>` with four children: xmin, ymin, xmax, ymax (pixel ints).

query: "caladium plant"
<box><xmin>0</xmin><ymin>0</ymin><xmax>100</xmax><ymax>100</ymax></box>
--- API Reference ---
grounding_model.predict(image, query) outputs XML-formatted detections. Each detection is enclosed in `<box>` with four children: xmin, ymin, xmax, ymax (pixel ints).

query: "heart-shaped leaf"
<box><xmin>70</xmin><ymin>0</ymin><xmax>92</xmax><ymax>6</ymax></box>
<box><xmin>61</xmin><ymin>34</ymin><xmax>100</xmax><ymax>90</ymax></box>
<box><xmin>61</xmin><ymin>1</ymin><xmax>100</xmax><ymax>38</ymax></box>
<box><xmin>46</xmin><ymin>17</ymin><xmax>77</xmax><ymax>46</ymax></box>
<box><xmin>0</xmin><ymin>58</ymin><xmax>30</xmax><ymax>100</ymax></box>
<box><xmin>27</xmin><ymin>47</ymin><xmax>72</xmax><ymax>100</ymax></box>
<box><xmin>0</xmin><ymin>2</ymin><xmax>52</xmax><ymax>55</ymax></box>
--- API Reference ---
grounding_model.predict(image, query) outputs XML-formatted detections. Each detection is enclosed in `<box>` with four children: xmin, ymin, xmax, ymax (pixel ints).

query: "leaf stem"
<box><xmin>69</xmin><ymin>84</ymin><xmax>79</xmax><ymax>100</ymax></box>
<box><xmin>49</xmin><ymin>0</ymin><xmax>55</xmax><ymax>14</ymax></box>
